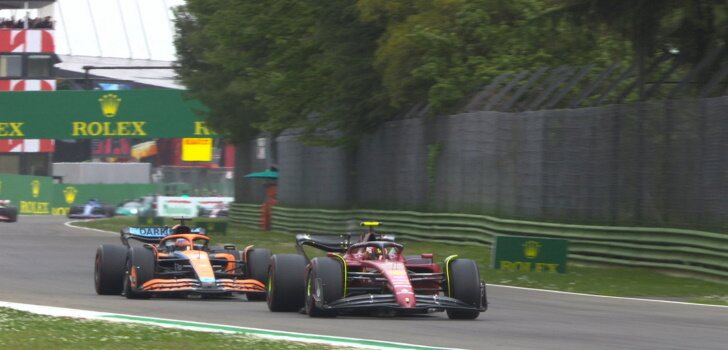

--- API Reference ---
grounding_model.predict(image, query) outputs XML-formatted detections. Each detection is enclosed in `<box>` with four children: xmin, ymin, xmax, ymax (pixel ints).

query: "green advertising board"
<box><xmin>0</xmin><ymin>90</ymin><xmax>215</xmax><ymax>139</ymax></box>
<box><xmin>0</xmin><ymin>173</ymin><xmax>158</xmax><ymax>215</ymax></box>
<box><xmin>52</xmin><ymin>183</ymin><xmax>158</xmax><ymax>216</ymax></box>
<box><xmin>491</xmin><ymin>235</ymin><xmax>568</xmax><ymax>273</ymax></box>
<box><xmin>0</xmin><ymin>174</ymin><xmax>54</xmax><ymax>214</ymax></box>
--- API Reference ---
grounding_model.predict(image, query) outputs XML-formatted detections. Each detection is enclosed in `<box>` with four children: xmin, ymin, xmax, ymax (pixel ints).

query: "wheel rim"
<box><xmin>306</xmin><ymin>274</ymin><xmax>314</xmax><ymax>313</ymax></box>
<box><xmin>266</xmin><ymin>268</ymin><xmax>273</xmax><ymax>306</ymax></box>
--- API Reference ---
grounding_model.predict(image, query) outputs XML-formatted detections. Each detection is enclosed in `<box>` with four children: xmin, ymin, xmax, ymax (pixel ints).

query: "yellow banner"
<box><xmin>182</xmin><ymin>138</ymin><xmax>213</xmax><ymax>162</ymax></box>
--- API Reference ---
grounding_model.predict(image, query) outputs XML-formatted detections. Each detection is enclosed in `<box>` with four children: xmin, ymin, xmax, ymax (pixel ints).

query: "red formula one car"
<box><xmin>266</xmin><ymin>222</ymin><xmax>487</xmax><ymax>319</ymax></box>
<box><xmin>0</xmin><ymin>200</ymin><xmax>18</xmax><ymax>222</ymax></box>
<box><xmin>94</xmin><ymin>219</ymin><xmax>270</xmax><ymax>300</ymax></box>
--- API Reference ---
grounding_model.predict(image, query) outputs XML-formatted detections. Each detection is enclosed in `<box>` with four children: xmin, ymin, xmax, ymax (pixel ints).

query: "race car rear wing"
<box><xmin>295</xmin><ymin>232</ymin><xmax>396</xmax><ymax>260</ymax></box>
<box><xmin>121</xmin><ymin>226</ymin><xmax>206</xmax><ymax>246</ymax></box>
<box><xmin>295</xmin><ymin>234</ymin><xmax>352</xmax><ymax>255</ymax></box>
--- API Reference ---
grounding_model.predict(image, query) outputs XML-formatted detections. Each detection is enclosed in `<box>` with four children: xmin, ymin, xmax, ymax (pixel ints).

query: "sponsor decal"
<box><xmin>0</xmin><ymin>122</ymin><xmax>24</xmax><ymax>136</ymax></box>
<box><xmin>128</xmin><ymin>227</ymin><xmax>172</xmax><ymax>237</ymax></box>
<box><xmin>19</xmin><ymin>201</ymin><xmax>49</xmax><ymax>214</ymax></box>
<box><xmin>523</xmin><ymin>240</ymin><xmax>541</xmax><ymax>259</ymax></box>
<box><xmin>31</xmin><ymin>180</ymin><xmax>40</xmax><ymax>198</ymax></box>
<box><xmin>63</xmin><ymin>186</ymin><xmax>78</xmax><ymax>204</ymax></box>
<box><xmin>193</xmin><ymin>122</ymin><xmax>216</xmax><ymax>136</ymax></box>
<box><xmin>70</xmin><ymin>93</ymin><xmax>147</xmax><ymax>137</ymax></box>
<box><xmin>99</xmin><ymin>94</ymin><xmax>121</xmax><ymax>117</ymax></box>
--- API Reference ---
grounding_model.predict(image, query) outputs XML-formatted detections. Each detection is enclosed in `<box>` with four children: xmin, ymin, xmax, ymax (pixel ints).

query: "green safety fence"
<box><xmin>229</xmin><ymin>203</ymin><xmax>728</xmax><ymax>279</ymax></box>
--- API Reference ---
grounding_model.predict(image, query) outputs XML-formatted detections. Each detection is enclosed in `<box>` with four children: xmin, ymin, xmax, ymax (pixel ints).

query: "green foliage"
<box><xmin>174</xmin><ymin>0</ymin><xmax>728</xmax><ymax>145</ymax></box>
<box><xmin>360</xmin><ymin>0</ymin><xmax>629</xmax><ymax>113</ymax></box>
<box><xmin>175</xmin><ymin>0</ymin><xmax>393</xmax><ymax>146</ymax></box>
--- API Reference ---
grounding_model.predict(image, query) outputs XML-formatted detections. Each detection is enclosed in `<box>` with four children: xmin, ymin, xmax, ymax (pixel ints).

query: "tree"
<box><xmin>173</xmin><ymin>1</ymin><xmax>266</xmax><ymax>144</ymax></box>
<box><xmin>547</xmin><ymin>0</ymin><xmax>728</xmax><ymax>98</ymax></box>
<box><xmin>174</xmin><ymin>0</ymin><xmax>393</xmax><ymax>147</ymax></box>
<box><xmin>358</xmin><ymin>0</ymin><xmax>628</xmax><ymax>113</ymax></box>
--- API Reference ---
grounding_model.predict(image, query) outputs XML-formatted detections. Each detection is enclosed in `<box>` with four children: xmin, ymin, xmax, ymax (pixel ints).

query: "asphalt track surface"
<box><xmin>1</xmin><ymin>216</ymin><xmax>727</xmax><ymax>350</ymax></box>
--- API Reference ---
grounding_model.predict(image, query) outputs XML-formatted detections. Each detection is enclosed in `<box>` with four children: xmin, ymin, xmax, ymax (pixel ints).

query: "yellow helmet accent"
<box><xmin>360</xmin><ymin>221</ymin><xmax>381</xmax><ymax>227</ymax></box>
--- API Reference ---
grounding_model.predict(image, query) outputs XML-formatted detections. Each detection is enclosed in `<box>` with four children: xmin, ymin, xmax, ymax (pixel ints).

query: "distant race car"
<box><xmin>198</xmin><ymin>202</ymin><xmax>229</xmax><ymax>218</ymax></box>
<box><xmin>0</xmin><ymin>200</ymin><xmax>18</xmax><ymax>222</ymax></box>
<box><xmin>68</xmin><ymin>199</ymin><xmax>115</xmax><ymax>219</ymax></box>
<box><xmin>266</xmin><ymin>222</ymin><xmax>488</xmax><ymax>319</ymax></box>
<box><xmin>115</xmin><ymin>200</ymin><xmax>144</xmax><ymax>216</ymax></box>
<box><xmin>94</xmin><ymin>219</ymin><xmax>270</xmax><ymax>299</ymax></box>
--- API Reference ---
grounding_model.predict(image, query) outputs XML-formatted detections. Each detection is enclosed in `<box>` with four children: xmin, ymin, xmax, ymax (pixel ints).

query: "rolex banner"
<box><xmin>0</xmin><ymin>90</ymin><xmax>216</xmax><ymax>139</ymax></box>
<box><xmin>491</xmin><ymin>235</ymin><xmax>568</xmax><ymax>273</ymax></box>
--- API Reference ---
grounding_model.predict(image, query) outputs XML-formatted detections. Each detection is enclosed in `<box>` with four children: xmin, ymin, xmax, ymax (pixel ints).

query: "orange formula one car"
<box><xmin>94</xmin><ymin>220</ymin><xmax>270</xmax><ymax>299</ymax></box>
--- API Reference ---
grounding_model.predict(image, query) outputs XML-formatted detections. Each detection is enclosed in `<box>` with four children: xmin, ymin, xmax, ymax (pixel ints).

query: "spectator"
<box><xmin>0</xmin><ymin>16</ymin><xmax>54</xmax><ymax>29</ymax></box>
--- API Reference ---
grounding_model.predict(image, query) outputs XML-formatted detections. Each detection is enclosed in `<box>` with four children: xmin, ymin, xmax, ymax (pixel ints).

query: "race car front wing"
<box><xmin>319</xmin><ymin>282</ymin><xmax>487</xmax><ymax>313</ymax></box>
<box><xmin>138</xmin><ymin>278</ymin><xmax>265</xmax><ymax>294</ymax></box>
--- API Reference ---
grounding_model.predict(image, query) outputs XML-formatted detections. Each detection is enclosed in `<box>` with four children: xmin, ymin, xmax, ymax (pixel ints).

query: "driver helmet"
<box><xmin>365</xmin><ymin>246</ymin><xmax>383</xmax><ymax>260</ymax></box>
<box><xmin>175</xmin><ymin>238</ymin><xmax>191</xmax><ymax>251</ymax></box>
<box><xmin>172</xmin><ymin>224</ymin><xmax>192</xmax><ymax>234</ymax></box>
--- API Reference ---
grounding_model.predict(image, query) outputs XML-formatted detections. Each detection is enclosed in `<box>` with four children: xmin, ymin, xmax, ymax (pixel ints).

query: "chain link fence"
<box><xmin>270</xmin><ymin>96</ymin><xmax>728</xmax><ymax>232</ymax></box>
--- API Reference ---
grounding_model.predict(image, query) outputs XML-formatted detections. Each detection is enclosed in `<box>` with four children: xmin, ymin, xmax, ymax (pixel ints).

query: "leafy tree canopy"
<box><xmin>175</xmin><ymin>0</ymin><xmax>728</xmax><ymax>145</ymax></box>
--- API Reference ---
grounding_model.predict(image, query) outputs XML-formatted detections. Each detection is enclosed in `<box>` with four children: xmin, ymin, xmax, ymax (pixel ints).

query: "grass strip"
<box><xmin>0</xmin><ymin>307</ymin><xmax>345</xmax><ymax>350</ymax></box>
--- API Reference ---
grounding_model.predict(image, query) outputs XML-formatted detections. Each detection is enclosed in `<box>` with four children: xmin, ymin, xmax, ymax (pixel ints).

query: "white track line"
<box><xmin>489</xmin><ymin>284</ymin><xmax>728</xmax><ymax>308</ymax></box>
<box><xmin>64</xmin><ymin>220</ymin><xmax>117</xmax><ymax>234</ymax></box>
<box><xmin>0</xmin><ymin>301</ymin><xmax>456</xmax><ymax>350</ymax></box>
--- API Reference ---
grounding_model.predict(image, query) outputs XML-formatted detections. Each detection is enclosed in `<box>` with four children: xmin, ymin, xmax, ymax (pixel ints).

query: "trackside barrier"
<box><xmin>229</xmin><ymin>203</ymin><xmax>728</xmax><ymax>279</ymax></box>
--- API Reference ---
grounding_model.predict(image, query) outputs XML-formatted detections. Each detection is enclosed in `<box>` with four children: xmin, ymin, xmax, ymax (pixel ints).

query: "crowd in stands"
<box><xmin>0</xmin><ymin>16</ymin><xmax>53</xmax><ymax>29</ymax></box>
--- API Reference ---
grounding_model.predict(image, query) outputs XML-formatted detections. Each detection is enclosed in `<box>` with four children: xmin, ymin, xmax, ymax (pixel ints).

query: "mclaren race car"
<box><xmin>0</xmin><ymin>200</ymin><xmax>18</xmax><ymax>222</ymax></box>
<box><xmin>94</xmin><ymin>219</ymin><xmax>271</xmax><ymax>299</ymax></box>
<box><xmin>68</xmin><ymin>199</ymin><xmax>115</xmax><ymax>219</ymax></box>
<box><xmin>266</xmin><ymin>222</ymin><xmax>487</xmax><ymax>319</ymax></box>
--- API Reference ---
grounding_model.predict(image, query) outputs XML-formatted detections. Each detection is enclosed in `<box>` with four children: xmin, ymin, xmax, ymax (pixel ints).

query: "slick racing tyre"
<box><xmin>123</xmin><ymin>247</ymin><xmax>155</xmax><ymax>299</ymax></box>
<box><xmin>94</xmin><ymin>245</ymin><xmax>127</xmax><ymax>295</ymax></box>
<box><xmin>245</xmin><ymin>248</ymin><xmax>272</xmax><ymax>301</ymax></box>
<box><xmin>267</xmin><ymin>254</ymin><xmax>307</xmax><ymax>311</ymax></box>
<box><xmin>6</xmin><ymin>207</ymin><xmax>17</xmax><ymax>222</ymax></box>
<box><xmin>305</xmin><ymin>257</ymin><xmax>343</xmax><ymax>318</ymax></box>
<box><xmin>445</xmin><ymin>258</ymin><xmax>482</xmax><ymax>320</ymax></box>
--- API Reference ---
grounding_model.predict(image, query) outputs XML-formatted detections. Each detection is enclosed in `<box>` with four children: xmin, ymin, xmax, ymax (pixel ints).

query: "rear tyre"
<box><xmin>94</xmin><ymin>245</ymin><xmax>127</xmax><ymax>295</ymax></box>
<box><xmin>5</xmin><ymin>207</ymin><xmax>18</xmax><ymax>222</ymax></box>
<box><xmin>445</xmin><ymin>259</ymin><xmax>482</xmax><ymax>320</ymax></box>
<box><xmin>123</xmin><ymin>247</ymin><xmax>155</xmax><ymax>299</ymax></box>
<box><xmin>245</xmin><ymin>248</ymin><xmax>272</xmax><ymax>301</ymax></box>
<box><xmin>305</xmin><ymin>257</ymin><xmax>343</xmax><ymax>318</ymax></box>
<box><xmin>267</xmin><ymin>254</ymin><xmax>307</xmax><ymax>311</ymax></box>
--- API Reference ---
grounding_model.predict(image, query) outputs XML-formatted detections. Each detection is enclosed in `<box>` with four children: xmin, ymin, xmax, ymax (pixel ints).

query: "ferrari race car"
<box><xmin>94</xmin><ymin>219</ymin><xmax>271</xmax><ymax>299</ymax></box>
<box><xmin>266</xmin><ymin>222</ymin><xmax>487</xmax><ymax>319</ymax></box>
<box><xmin>68</xmin><ymin>199</ymin><xmax>115</xmax><ymax>219</ymax></box>
<box><xmin>0</xmin><ymin>200</ymin><xmax>18</xmax><ymax>222</ymax></box>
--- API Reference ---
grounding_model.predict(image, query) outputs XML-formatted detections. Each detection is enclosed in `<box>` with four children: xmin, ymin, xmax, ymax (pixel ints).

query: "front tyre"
<box><xmin>94</xmin><ymin>245</ymin><xmax>127</xmax><ymax>295</ymax></box>
<box><xmin>245</xmin><ymin>248</ymin><xmax>272</xmax><ymax>301</ymax></box>
<box><xmin>446</xmin><ymin>258</ymin><xmax>482</xmax><ymax>320</ymax></box>
<box><xmin>267</xmin><ymin>254</ymin><xmax>307</xmax><ymax>311</ymax></box>
<box><xmin>123</xmin><ymin>247</ymin><xmax>155</xmax><ymax>299</ymax></box>
<box><xmin>305</xmin><ymin>257</ymin><xmax>343</xmax><ymax>318</ymax></box>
